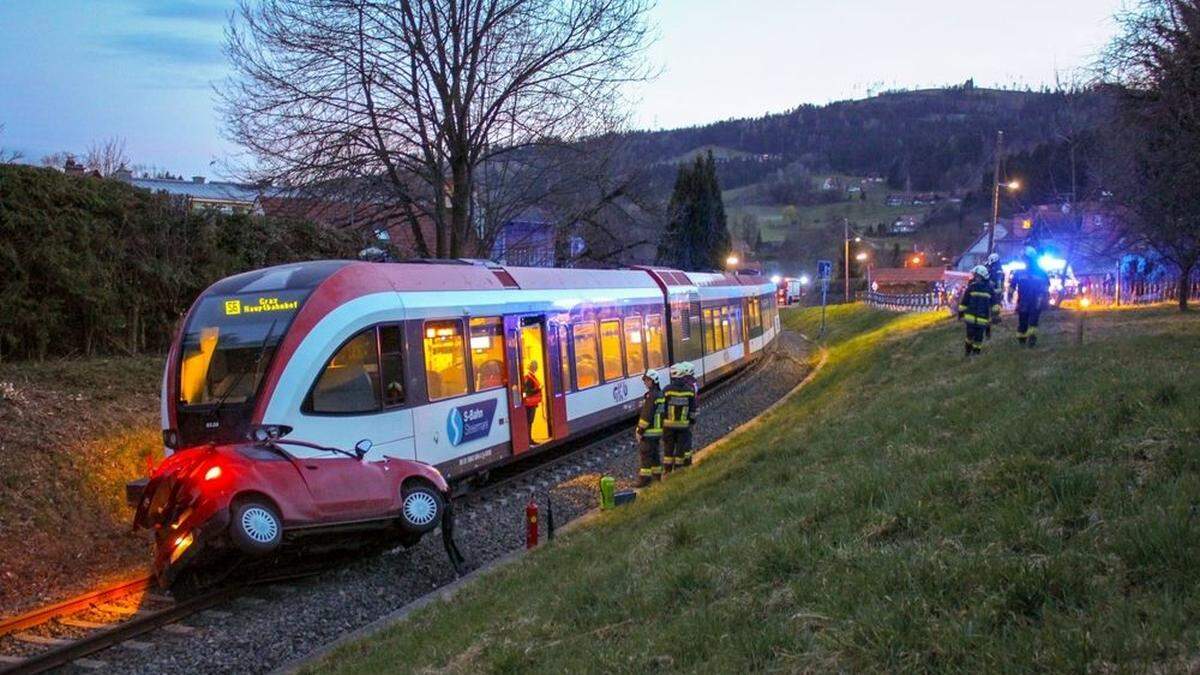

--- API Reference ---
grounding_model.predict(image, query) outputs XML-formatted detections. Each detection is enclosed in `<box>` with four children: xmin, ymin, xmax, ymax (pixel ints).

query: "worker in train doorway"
<box><xmin>958</xmin><ymin>265</ymin><xmax>999</xmax><ymax>357</ymax></box>
<box><xmin>634</xmin><ymin>369</ymin><xmax>665</xmax><ymax>487</ymax></box>
<box><xmin>1008</xmin><ymin>246</ymin><xmax>1051</xmax><ymax>347</ymax></box>
<box><xmin>522</xmin><ymin>360</ymin><xmax>542</xmax><ymax>444</ymax></box>
<box><xmin>661</xmin><ymin>363</ymin><xmax>698</xmax><ymax>473</ymax></box>
<box><xmin>984</xmin><ymin>252</ymin><xmax>1004</xmax><ymax>340</ymax></box>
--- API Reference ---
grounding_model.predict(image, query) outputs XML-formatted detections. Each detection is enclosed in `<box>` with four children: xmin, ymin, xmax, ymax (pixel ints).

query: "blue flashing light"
<box><xmin>1037</xmin><ymin>254</ymin><xmax>1067</xmax><ymax>273</ymax></box>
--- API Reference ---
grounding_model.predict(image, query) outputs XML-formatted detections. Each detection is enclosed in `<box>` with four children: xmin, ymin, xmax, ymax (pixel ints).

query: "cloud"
<box><xmin>105</xmin><ymin>32</ymin><xmax>225</xmax><ymax>66</ymax></box>
<box><xmin>136</xmin><ymin>0</ymin><xmax>230</xmax><ymax>23</ymax></box>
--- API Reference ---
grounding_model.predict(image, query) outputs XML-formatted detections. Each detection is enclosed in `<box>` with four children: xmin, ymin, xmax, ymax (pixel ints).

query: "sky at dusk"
<box><xmin>0</xmin><ymin>0</ymin><xmax>1123</xmax><ymax>179</ymax></box>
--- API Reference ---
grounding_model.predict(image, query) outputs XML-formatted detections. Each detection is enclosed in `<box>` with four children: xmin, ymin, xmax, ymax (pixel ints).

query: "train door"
<box><xmin>741</xmin><ymin>297</ymin><xmax>752</xmax><ymax>354</ymax></box>
<box><xmin>504</xmin><ymin>315</ymin><xmax>568</xmax><ymax>455</ymax></box>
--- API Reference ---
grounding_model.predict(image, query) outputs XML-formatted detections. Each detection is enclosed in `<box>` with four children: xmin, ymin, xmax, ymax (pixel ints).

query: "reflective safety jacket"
<box><xmin>985</xmin><ymin>260</ymin><xmax>1004</xmax><ymax>296</ymax></box>
<box><xmin>662</xmin><ymin>378</ymin><xmax>697</xmax><ymax>429</ymax></box>
<box><xmin>637</xmin><ymin>385</ymin><xmax>665</xmax><ymax>438</ymax></box>
<box><xmin>1009</xmin><ymin>265</ymin><xmax>1050</xmax><ymax>312</ymax></box>
<box><xmin>958</xmin><ymin>278</ymin><xmax>999</xmax><ymax>325</ymax></box>
<box><xmin>522</xmin><ymin>372</ymin><xmax>542</xmax><ymax>407</ymax></box>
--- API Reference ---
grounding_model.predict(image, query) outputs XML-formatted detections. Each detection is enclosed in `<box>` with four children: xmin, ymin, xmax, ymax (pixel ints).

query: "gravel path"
<box><xmin>62</xmin><ymin>332</ymin><xmax>809</xmax><ymax>674</ymax></box>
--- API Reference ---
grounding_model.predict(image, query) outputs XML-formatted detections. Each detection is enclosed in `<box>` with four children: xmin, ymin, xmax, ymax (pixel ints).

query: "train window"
<box><xmin>702</xmin><ymin>308</ymin><xmax>715</xmax><ymax>353</ymax></box>
<box><xmin>309</xmin><ymin>329</ymin><xmax>382</xmax><ymax>414</ymax></box>
<box><xmin>645</xmin><ymin>314</ymin><xmax>666</xmax><ymax>369</ymax></box>
<box><xmin>623</xmin><ymin>316</ymin><xmax>645</xmax><ymax>375</ymax></box>
<box><xmin>468</xmin><ymin>317</ymin><xmax>505</xmax><ymax>392</ymax></box>
<box><xmin>423</xmin><ymin>320</ymin><xmax>468</xmax><ymax>400</ymax></box>
<box><xmin>599</xmin><ymin>319</ymin><xmax>624</xmax><ymax>382</ymax></box>
<box><xmin>721</xmin><ymin>306</ymin><xmax>733</xmax><ymax>347</ymax></box>
<box><xmin>558</xmin><ymin>324</ymin><xmax>573</xmax><ymax>392</ymax></box>
<box><xmin>730</xmin><ymin>306</ymin><xmax>742</xmax><ymax>344</ymax></box>
<box><xmin>572</xmin><ymin>321</ymin><xmax>600</xmax><ymax>389</ymax></box>
<box><xmin>380</xmin><ymin>325</ymin><xmax>405</xmax><ymax>406</ymax></box>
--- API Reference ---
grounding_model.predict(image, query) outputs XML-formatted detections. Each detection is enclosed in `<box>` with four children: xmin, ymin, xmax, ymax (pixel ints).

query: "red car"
<box><xmin>131</xmin><ymin>425</ymin><xmax>453</xmax><ymax>588</ymax></box>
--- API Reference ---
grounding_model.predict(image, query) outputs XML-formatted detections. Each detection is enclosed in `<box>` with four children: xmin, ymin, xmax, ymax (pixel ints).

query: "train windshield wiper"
<box><xmin>209</xmin><ymin>317</ymin><xmax>280</xmax><ymax>424</ymax></box>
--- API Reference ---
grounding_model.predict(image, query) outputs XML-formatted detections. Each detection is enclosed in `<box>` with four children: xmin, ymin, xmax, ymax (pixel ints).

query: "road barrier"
<box><xmin>1086</xmin><ymin>277</ymin><xmax>1200</xmax><ymax>306</ymax></box>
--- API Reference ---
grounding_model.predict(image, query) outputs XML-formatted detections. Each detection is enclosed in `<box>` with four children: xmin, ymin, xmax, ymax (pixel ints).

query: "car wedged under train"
<box><xmin>131</xmin><ymin>260</ymin><xmax>779</xmax><ymax>585</ymax></box>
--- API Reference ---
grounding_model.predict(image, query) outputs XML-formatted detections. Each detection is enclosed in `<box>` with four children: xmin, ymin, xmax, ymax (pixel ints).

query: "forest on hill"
<box><xmin>632</xmin><ymin>84</ymin><xmax>1108</xmax><ymax>197</ymax></box>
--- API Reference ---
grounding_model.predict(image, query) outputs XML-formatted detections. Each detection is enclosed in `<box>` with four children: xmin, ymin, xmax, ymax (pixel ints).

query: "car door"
<box><xmin>295</xmin><ymin>454</ymin><xmax>396</xmax><ymax>520</ymax></box>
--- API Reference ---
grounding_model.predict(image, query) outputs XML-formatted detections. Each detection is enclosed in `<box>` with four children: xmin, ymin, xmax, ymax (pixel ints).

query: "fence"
<box><xmin>862</xmin><ymin>290</ymin><xmax>950</xmax><ymax>312</ymax></box>
<box><xmin>1087</xmin><ymin>277</ymin><xmax>1200</xmax><ymax>306</ymax></box>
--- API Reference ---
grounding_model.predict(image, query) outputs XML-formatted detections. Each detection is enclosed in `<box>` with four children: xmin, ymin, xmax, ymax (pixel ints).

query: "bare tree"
<box><xmin>84</xmin><ymin>137</ymin><xmax>130</xmax><ymax>176</ymax></box>
<box><xmin>0</xmin><ymin>124</ymin><xmax>23</xmax><ymax>164</ymax></box>
<box><xmin>220</xmin><ymin>0</ymin><xmax>654</xmax><ymax>259</ymax></box>
<box><xmin>40</xmin><ymin>151</ymin><xmax>76</xmax><ymax>170</ymax></box>
<box><xmin>1099</xmin><ymin>0</ymin><xmax>1200</xmax><ymax>310</ymax></box>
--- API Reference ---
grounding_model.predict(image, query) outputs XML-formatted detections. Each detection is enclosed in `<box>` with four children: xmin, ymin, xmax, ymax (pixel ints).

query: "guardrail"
<box><xmin>861</xmin><ymin>291</ymin><xmax>949</xmax><ymax>312</ymax></box>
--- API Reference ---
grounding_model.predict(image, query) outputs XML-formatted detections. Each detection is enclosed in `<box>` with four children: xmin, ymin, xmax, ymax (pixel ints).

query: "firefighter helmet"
<box><xmin>642</xmin><ymin>369</ymin><xmax>662</xmax><ymax>387</ymax></box>
<box><xmin>987</xmin><ymin>253</ymin><xmax>1000</xmax><ymax>265</ymax></box>
<box><xmin>973</xmin><ymin>265</ymin><xmax>990</xmax><ymax>279</ymax></box>
<box><xmin>1024</xmin><ymin>245</ymin><xmax>1038</xmax><ymax>259</ymax></box>
<box><xmin>669</xmin><ymin>363</ymin><xmax>685</xmax><ymax>378</ymax></box>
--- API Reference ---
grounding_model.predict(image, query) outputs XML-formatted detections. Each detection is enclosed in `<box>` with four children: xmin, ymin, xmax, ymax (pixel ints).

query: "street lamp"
<box><xmin>855</xmin><ymin>252</ymin><xmax>869</xmax><ymax>262</ymax></box>
<box><xmin>725</xmin><ymin>255</ymin><xmax>739</xmax><ymax>269</ymax></box>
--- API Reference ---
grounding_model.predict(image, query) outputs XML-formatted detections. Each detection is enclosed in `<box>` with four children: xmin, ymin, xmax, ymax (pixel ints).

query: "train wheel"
<box><xmin>400</xmin><ymin>483</ymin><xmax>443</xmax><ymax>534</ymax></box>
<box><xmin>229</xmin><ymin>499</ymin><xmax>283</xmax><ymax>555</ymax></box>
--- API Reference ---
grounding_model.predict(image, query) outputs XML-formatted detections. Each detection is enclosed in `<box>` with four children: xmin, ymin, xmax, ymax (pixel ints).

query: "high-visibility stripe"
<box><xmin>662</xmin><ymin>456</ymin><xmax>675</xmax><ymax>465</ymax></box>
<box><xmin>639</xmin><ymin>468</ymin><xmax>654</xmax><ymax>476</ymax></box>
<box><xmin>969</xmin><ymin>291</ymin><xmax>992</xmax><ymax>298</ymax></box>
<box><xmin>651</xmin><ymin>466</ymin><xmax>663</xmax><ymax>474</ymax></box>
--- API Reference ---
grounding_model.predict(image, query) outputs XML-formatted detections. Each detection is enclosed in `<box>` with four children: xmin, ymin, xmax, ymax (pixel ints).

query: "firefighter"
<box><xmin>522</xmin><ymin>360</ymin><xmax>542</xmax><ymax>444</ymax></box>
<box><xmin>958</xmin><ymin>265</ymin><xmax>998</xmax><ymax>357</ymax></box>
<box><xmin>661</xmin><ymin>363</ymin><xmax>698</xmax><ymax>474</ymax></box>
<box><xmin>1008</xmin><ymin>246</ymin><xmax>1051</xmax><ymax>347</ymax></box>
<box><xmin>634</xmin><ymin>369</ymin><xmax>665</xmax><ymax>487</ymax></box>
<box><xmin>984</xmin><ymin>253</ymin><xmax>1004</xmax><ymax>339</ymax></box>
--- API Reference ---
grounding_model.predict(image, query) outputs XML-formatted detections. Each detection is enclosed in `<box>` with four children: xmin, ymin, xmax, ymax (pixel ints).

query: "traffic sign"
<box><xmin>817</xmin><ymin>259</ymin><xmax>833</xmax><ymax>280</ymax></box>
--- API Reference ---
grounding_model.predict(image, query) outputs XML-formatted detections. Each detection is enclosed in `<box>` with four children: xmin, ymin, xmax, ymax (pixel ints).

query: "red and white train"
<box><xmin>135</xmin><ymin>260</ymin><xmax>778</xmax><ymax>584</ymax></box>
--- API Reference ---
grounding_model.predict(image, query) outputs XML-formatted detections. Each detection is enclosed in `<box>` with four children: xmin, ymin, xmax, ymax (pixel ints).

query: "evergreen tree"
<box><xmin>658</xmin><ymin>151</ymin><xmax>732</xmax><ymax>270</ymax></box>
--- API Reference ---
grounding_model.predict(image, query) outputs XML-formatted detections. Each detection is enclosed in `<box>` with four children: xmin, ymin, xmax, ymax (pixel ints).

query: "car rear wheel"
<box><xmin>229</xmin><ymin>499</ymin><xmax>282</xmax><ymax>555</ymax></box>
<box><xmin>400</xmin><ymin>484</ymin><xmax>443</xmax><ymax>534</ymax></box>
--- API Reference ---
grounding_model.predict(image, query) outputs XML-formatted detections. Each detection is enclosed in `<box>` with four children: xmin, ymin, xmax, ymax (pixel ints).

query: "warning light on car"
<box><xmin>204</xmin><ymin>465</ymin><xmax>222</xmax><ymax>481</ymax></box>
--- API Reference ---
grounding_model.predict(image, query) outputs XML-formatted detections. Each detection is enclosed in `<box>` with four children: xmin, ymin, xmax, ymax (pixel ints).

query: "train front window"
<box><xmin>178</xmin><ymin>291</ymin><xmax>306</xmax><ymax>407</ymax></box>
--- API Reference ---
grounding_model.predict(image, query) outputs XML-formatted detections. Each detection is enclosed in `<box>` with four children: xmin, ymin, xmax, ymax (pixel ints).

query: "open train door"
<box><xmin>504</xmin><ymin>314</ymin><xmax>569</xmax><ymax>456</ymax></box>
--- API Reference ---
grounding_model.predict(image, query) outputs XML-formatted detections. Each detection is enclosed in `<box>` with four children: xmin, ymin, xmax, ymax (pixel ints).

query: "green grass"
<box><xmin>309</xmin><ymin>305</ymin><xmax>1200</xmax><ymax>674</ymax></box>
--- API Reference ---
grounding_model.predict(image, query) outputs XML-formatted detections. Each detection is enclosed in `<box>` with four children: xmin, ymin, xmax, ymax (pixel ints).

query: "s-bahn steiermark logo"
<box><xmin>611</xmin><ymin>381</ymin><xmax>629</xmax><ymax>401</ymax></box>
<box><xmin>446</xmin><ymin>398</ymin><xmax>498</xmax><ymax>446</ymax></box>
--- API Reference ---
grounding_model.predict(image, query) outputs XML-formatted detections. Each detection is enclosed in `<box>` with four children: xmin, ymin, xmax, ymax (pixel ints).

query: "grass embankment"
<box><xmin>312</xmin><ymin>305</ymin><xmax>1200</xmax><ymax>673</ymax></box>
<box><xmin>0</xmin><ymin>357</ymin><xmax>161</xmax><ymax>614</ymax></box>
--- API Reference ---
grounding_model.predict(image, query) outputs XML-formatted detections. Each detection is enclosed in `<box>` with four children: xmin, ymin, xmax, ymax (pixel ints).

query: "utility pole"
<box><xmin>987</xmin><ymin>130</ymin><xmax>1004</xmax><ymax>255</ymax></box>
<box><xmin>843</xmin><ymin>219</ymin><xmax>850</xmax><ymax>302</ymax></box>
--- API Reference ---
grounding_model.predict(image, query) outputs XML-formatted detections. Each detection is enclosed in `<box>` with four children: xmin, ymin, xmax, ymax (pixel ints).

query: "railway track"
<box><xmin>0</xmin><ymin>343</ymin><xmax>790</xmax><ymax>674</ymax></box>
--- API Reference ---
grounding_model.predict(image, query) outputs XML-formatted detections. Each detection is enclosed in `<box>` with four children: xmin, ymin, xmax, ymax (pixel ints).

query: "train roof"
<box><xmin>204</xmin><ymin>260</ymin><xmax>774</xmax><ymax>302</ymax></box>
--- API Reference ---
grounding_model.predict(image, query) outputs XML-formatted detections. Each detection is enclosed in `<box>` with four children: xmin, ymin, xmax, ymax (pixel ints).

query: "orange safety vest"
<box><xmin>522</xmin><ymin>372</ymin><xmax>542</xmax><ymax>407</ymax></box>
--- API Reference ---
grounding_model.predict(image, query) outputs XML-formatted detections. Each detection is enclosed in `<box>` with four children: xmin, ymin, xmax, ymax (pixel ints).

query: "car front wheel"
<box><xmin>399</xmin><ymin>484</ymin><xmax>443</xmax><ymax>534</ymax></box>
<box><xmin>229</xmin><ymin>499</ymin><xmax>283</xmax><ymax>555</ymax></box>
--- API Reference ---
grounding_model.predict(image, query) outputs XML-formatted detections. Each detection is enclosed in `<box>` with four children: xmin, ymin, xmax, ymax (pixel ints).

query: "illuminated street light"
<box><xmin>726</xmin><ymin>255</ymin><xmax>739</xmax><ymax>267</ymax></box>
<box><xmin>1007</xmin><ymin>180</ymin><xmax>1021</xmax><ymax>191</ymax></box>
<box><xmin>854</xmin><ymin>236</ymin><xmax>862</xmax><ymax>243</ymax></box>
<box><xmin>798</xmin><ymin>275</ymin><xmax>810</xmax><ymax>285</ymax></box>
<box><xmin>855</xmin><ymin>252</ymin><xmax>868</xmax><ymax>262</ymax></box>
<box><xmin>769</xmin><ymin>274</ymin><xmax>782</xmax><ymax>284</ymax></box>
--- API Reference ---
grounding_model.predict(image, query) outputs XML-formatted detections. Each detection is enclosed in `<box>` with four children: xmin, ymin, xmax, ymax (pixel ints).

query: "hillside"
<box><xmin>308</xmin><ymin>305</ymin><xmax>1200</xmax><ymax>673</ymax></box>
<box><xmin>633</xmin><ymin>86</ymin><xmax>1103</xmax><ymax>193</ymax></box>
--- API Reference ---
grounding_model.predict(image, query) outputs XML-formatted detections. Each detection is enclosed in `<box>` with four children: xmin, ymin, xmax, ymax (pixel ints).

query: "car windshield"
<box><xmin>178</xmin><ymin>291</ymin><xmax>308</xmax><ymax>407</ymax></box>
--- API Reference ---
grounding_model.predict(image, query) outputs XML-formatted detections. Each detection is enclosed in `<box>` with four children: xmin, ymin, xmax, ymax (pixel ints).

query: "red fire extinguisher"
<box><xmin>525</xmin><ymin>499</ymin><xmax>539</xmax><ymax>549</ymax></box>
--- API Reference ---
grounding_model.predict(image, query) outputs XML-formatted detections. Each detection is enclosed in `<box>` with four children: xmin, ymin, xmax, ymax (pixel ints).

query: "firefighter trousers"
<box><xmin>1017</xmin><ymin>309</ymin><xmax>1041</xmax><ymax>345</ymax></box>
<box><xmin>662</xmin><ymin>428</ymin><xmax>693</xmax><ymax>470</ymax></box>
<box><xmin>637</xmin><ymin>437</ymin><xmax>662</xmax><ymax>487</ymax></box>
<box><xmin>965</xmin><ymin>323</ymin><xmax>985</xmax><ymax>356</ymax></box>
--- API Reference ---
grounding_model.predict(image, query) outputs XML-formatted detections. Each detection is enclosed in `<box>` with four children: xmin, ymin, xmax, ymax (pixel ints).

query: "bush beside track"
<box><xmin>308</xmin><ymin>304</ymin><xmax>1200</xmax><ymax>673</ymax></box>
